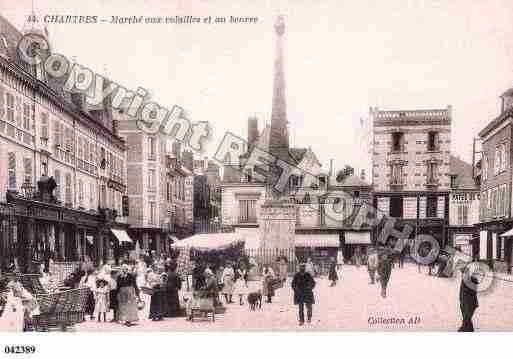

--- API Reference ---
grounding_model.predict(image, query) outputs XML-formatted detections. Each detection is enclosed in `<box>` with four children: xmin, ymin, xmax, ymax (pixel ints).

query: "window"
<box><xmin>7</xmin><ymin>152</ymin><xmax>16</xmax><ymax>190</ymax></box>
<box><xmin>390</xmin><ymin>164</ymin><xmax>403</xmax><ymax>185</ymax></box>
<box><xmin>482</xmin><ymin>155</ymin><xmax>488</xmax><ymax>181</ymax></box>
<box><xmin>494</xmin><ymin>146</ymin><xmax>501</xmax><ymax>175</ymax></box>
<box><xmin>54</xmin><ymin>169</ymin><xmax>61</xmax><ymax>200</ymax></box>
<box><xmin>22</xmin><ymin>103</ymin><xmax>30</xmax><ymax>130</ymax></box>
<box><xmin>450</xmin><ymin>175</ymin><xmax>457</xmax><ymax>189</ymax></box>
<box><xmin>167</xmin><ymin>182</ymin><xmax>171</xmax><ymax>201</ymax></box>
<box><xmin>426</xmin><ymin>196</ymin><xmax>438</xmax><ymax>218</ymax></box>
<box><xmin>427</xmin><ymin>131</ymin><xmax>439</xmax><ymax>151</ymax></box>
<box><xmin>481</xmin><ymin>190</ymin><xmax>488</xmax><ymax>218</ymax></box>
<box><xmin>491</xmin><ymin>188</ymin><xmax>498</xmax><ymax>217</ymax></box>
<box><xmin>148</xmin><ymin>169</ymin><xmax>156</xmax><ymax>191</ymax></box>
<box><xmin>23</xmin><ymin>158</ymin><xmax>32</xmax><ymax>185</ymax></box>
<box><xmin>40</xmin><ymin>112</ymin><xmax>49</xmax><ymax>140</ymax></box>
<box><xmin>83</xmin><ymin>139</ymin><xmax>88</xmax><ymax>162</ymax></box>
<box><xmin>53</xmin><ymin>120</ymin><xmax>61</xmax><ymax>147</ymax></box>
<box><xmin>65</xmin><ymin>173</ymin><xmax>72</xmax><ymax>206</ymax></box>
<box><xmin>89</xmin><ymin>182</ymin><xmax>95</xmax><ymax>209</ymax></box>
<box><xmin>78</xmin><ymin>137</ymin><xmax>83</xmax><ymax>159</ymax></box>
<box><xmin>78</xmin><ymin>179</ymin><xmax>84</xmax><ymax>207</ymax></box>
<box><xmin>427</xmin><ymin>162</ymin><xmax>438</xmax><ymax>184</ymax></box>
<box><xmin>389</xmin><ymin>196</ymin><xmax>403</xmax><ymax>218</ymax></box>
<box><xmin>149</xmin><ymin>202</ymin><xmax>157</xmax><ymax>225</ymax></box>
<box><xmin>457</xmin><ymin>204</ymin><xmax>469</xmax><ymax>225</ymax></box>
<box><xmin>148</xmin><ymin>137</ymin><xmax>156</xmax><ymax>159</ymax></box>
<box><xmin>90</xmin><ymin>143</ymin><xmax>95</xmax><ymax>164</ymax></box>
<box><xmin>391</xmin><ymin>132</ymin><xmax>404</xmax><ymax>152</ymax></box>
<box><xmin>239</xmin><ymin>199</ymin><xmax>257</xmax><ymax>223</ymax></box>
<box><xmin>6</xmin><ymin>93</ymin><xmax>14</xmax><ymax>123</ymax></box>
<box><xmin>319</xmin><ymin>176</ymin><xmax>327</xmax><ymax>189</ymax></box>
<box><xmin>41</xmin><ymin>161</ymin><xmax>48</xmax><ymax>176</ymax></box>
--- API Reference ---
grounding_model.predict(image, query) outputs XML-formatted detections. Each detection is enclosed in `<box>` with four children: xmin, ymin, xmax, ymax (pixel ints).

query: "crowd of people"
<box><xmin>0</xmin><ymin>245</ymin><xmax>481</xmax><ymax>331</ymax></box>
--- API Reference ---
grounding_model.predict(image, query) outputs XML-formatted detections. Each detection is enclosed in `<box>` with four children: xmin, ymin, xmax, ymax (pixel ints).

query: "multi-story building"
<box><xmin>371</xmin><ymin>106</ymin><xmax>452</xmax><ymax>248</ymax></box>
<box><xmin>448</xmin><ymin>156</ymin><xmax>480</xmax><ymax>257</ymax></box>
<box><xmin>193</xmin><ymin>160</ymin><xmax>221</xmax><ymax>233</ymax></box>
<box><xmin>117</xmin><ymin>112</ymin><xmax>194</xmax><ymax>255</ymax></box>
<box><xmin>477</xmin><ymin>88</ymin><xmax>513</xmax><ymax>272</ymax></box>
<box><xmin>0</xmin><ymin>15</ymin><xmax>128</xmax><ymax>271</ymax></box>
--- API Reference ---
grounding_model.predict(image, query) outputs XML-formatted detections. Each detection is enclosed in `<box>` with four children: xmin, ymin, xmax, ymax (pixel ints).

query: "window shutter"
<box><xmin>41</xmin><ymin>112</ymin><xmax>49</xmax><ymax>139</ymax></box>
<box><xmin>53</xmin><ymin>120</ymin><xmax>60</xmax><ymax>146</ymax></box>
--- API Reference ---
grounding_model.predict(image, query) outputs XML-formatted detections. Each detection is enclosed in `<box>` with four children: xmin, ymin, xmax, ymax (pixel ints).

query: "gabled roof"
<box><xmin>449</xmin><ymin>155</ymin><xmax>478</xmax><ymax>190</ymax></box>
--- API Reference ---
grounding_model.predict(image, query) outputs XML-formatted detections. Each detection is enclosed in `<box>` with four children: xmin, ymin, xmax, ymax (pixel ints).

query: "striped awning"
<box><xmin>294</xmin><ymin>234</ymin><xmax>339</xmax><ymax>248</ymax></box>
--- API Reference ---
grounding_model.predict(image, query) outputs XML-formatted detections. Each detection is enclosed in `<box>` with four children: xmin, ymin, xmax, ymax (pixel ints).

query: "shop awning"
<box><xmin>500</xmin><ymin>229</ymin><xmax>513</xmax><ymax>237</ymax></box>
<box><xmin>111</xmin><ymin>229</ymin><xmax>133</xmax><ymax>243</ymax></box>
<box><xmin>345</xmin><ymin>231</ymin><xmax>371</xmax><ymax>244</ymax></box>
<box><xmin>294</xmin><ymin>234</ymin><xmax>340</xmax><ymax>248</ymax></box>
<box><xmin>172</xmin><ymin>233</ymin><xmax>244</xmax><ymax>251</ymax></box>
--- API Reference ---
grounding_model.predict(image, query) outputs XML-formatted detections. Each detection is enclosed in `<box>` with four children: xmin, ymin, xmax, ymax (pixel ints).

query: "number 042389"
<box><xmin>4</xmin><ymin>345</ymin><xmax>36</xmax><ymax>354</ymax></box>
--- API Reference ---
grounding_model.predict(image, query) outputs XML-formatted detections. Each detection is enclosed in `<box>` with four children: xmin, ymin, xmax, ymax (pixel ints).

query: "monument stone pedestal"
<box><xmin>259</xmin><ymin>199</ymin><xmax>296</xmax><ymax>264</ymax></box>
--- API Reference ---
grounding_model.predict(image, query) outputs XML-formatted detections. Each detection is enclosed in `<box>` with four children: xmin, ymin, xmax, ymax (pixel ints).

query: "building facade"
<box><xmin>371</xmin><ymin>106</ymin><xmax>452</xmax><ymax>248</ymax></box>
<box><xmin>448</xmin><ymin>156</ymin><xmax>480</xmax><ymax>258</ymax></box>
<box><xmin>477</xmin><ymin>88</ymin><xmax>513</xmax><ymax>272</ymax></box>
<box><xmin>117</xmin><ymin>117</ymin><xmax>194</xmax><ymax>257</ymax></box>
<box><xmin>0</xmin><ymin>15</ymin><xmax>128</xmax><ymax>272</ymax></box>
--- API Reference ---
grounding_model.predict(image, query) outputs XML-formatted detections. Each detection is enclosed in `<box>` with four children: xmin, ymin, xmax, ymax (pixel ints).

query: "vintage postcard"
<box><xmin>0</xmin><ymin>0</ymin><xmax>513</xmax><ymax>343</ymax></box>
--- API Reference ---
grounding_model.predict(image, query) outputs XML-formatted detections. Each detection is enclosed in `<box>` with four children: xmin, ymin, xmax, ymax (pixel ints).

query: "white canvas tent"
<box><xmin>172</xmin><ymin>232</ymin><xmax>260</xmax><ymax>251</ymax></box>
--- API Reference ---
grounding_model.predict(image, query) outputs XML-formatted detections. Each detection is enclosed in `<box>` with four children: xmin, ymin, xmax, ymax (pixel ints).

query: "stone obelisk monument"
<box><xmin>259</xmin><ymin>15</ymin><xmax>296</xmax><ymax>255</ymax></box>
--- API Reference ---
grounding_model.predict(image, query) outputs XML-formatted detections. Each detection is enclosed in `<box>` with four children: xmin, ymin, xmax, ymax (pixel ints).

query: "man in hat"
<box><xmin>458</xmin><ymin>265</ymin><xmax>479</xmax><ymax>332</ymax></box>
<box><xmin>291</xmin><ymin>263</ymin><xmax>316</xmax><ymax>326</ymax></box>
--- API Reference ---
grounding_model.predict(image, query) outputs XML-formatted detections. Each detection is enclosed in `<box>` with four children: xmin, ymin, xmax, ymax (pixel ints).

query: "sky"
<box><xmin>3</xmin><ymin>0</ymin><xmax>513</xmax><ymax>177</ymax></box>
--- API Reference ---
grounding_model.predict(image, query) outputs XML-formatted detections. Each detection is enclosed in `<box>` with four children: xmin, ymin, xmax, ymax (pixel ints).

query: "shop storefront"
<box><xmin>2</xmin><ymin>185</ymin><xmax>126</xmax><ymax>272</ymax></box>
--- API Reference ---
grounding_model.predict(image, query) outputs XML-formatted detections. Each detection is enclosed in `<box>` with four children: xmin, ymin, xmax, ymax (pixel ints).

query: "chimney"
<box><xmin>182</xmin><ymin>150</ymin><xmax>194</xmax><ymax>172</ymax></box>
<box><xmin>248</xmin><ymin>117</ymin><xmax>259</xmax><ymax>151</ymax></box>
<box><xmin>360</xmin><ymin>169</ymin><xmax>366</xmax><ymax>181</ymax></box>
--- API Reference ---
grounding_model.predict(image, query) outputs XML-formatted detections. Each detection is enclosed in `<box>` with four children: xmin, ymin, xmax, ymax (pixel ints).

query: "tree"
<box><xmin>336</xmin><ymin>165</ymin><xmax>355</xmax><ymax>183</ymax></box>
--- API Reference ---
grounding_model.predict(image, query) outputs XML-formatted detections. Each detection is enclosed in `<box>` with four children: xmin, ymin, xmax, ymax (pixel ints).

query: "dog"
<box><xmin>247</xmin><ymin>289</ymin><xmax>262</xmax><ymax>310</ymax></box>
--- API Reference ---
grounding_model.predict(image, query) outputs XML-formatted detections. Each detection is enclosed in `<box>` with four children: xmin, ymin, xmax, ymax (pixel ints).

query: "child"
<box><xmin>94</xmin><ymin>278</ymin><xmax>110</xmax><ymax>322</ymax></box>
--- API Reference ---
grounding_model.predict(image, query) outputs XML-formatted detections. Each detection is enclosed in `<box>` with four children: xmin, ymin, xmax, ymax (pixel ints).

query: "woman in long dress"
<box><xmin>0</xmin><ymin>283</ymin><xmax>24</xmax><ymax>332</ymax></box>
<box><xmin>221</xmin><ymin>264</ymin><xmax>235</xmax><ymax>304</ymax></box>
<box><xmin>262</xmin><ymin>265</ymin><xmax>275</xmax><ymax>303</ymax></box>
<box><xmin>135</xmin><ymin>259</ymin><xmax>147</xmax><ymax>288</ymax></box>
<box><xmin>79</xmin><ymin>268</ymin><xmax>97</xmax><ymax>320</ymax></box>
<box><xmin>165</xmin><ymin>263</ymin><xmax>182</xmax><ymax>317</ymax></box>
<box><xmin>148</xmin><ymin>270</ymin><xmax>166</xmax><ymax>321</ymax></box>
<box><xmin>116</xmin><ymin>264</ymin><xmax>141</xmax><ymax>326</ymax></box>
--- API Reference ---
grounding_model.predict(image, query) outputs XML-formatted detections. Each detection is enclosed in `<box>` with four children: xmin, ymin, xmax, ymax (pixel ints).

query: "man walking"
<box><xmin>291</xmin><ymin>263</ymin><xmax>316</xmax><ymax>326</ymax></box>
<box><xmin>377</xmin><ymin>249</ymin><xmax>394</xmax><ymax>298</ymax></box>
<box><xmin>367</xmin><ymin>248</ymin><xmax>378</xmax><ymax>284</ymax></box>
<box><xmin>458</xmin><ymin>266</ymin><xmax>479</xmax><ymax>332</ymax></box>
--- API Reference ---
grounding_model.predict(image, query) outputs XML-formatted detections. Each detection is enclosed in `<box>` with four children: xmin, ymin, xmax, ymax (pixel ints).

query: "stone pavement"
<box><xmin>76</xmin><ymin>264</ymin><xmax>513</xmax><ymax>332</ymax></box>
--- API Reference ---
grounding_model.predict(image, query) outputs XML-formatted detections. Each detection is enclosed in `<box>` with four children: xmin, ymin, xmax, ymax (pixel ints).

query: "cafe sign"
<box><xmin>451</xmin><ymin>192</ymin><xmax>480</xmax><ymax>202</ymax></box>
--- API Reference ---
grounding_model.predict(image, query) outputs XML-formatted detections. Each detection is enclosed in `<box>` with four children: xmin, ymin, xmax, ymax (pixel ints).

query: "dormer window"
<box><xmin>427</xmin><ymin>131</ymin><xmax>439</xmax><ymax>151</ymax></box>
<box><xmin>391</xmin><ymin>132</ymin><xmax>404</xmax><ymax>152</ymax></box>
<box><xmin>318</xmin><ymin>176</ymin><xmax>327</xmax><ymax>189</ymax></box>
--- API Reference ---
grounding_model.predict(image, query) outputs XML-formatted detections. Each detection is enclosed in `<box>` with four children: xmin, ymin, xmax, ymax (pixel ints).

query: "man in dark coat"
<box><xmin>377</xmin><ymin>250</ymin><xmax>394</xmax><ymax>298</ymax></box>
<box><xmin>291</xmin><ymin>263</ymin><xmax>316</xmax><ymax>326</ymax></box>
<box><xmin>458</xmin><ymin>267</ymin><xmax>479</xmax><ymax>332</ymax></box>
